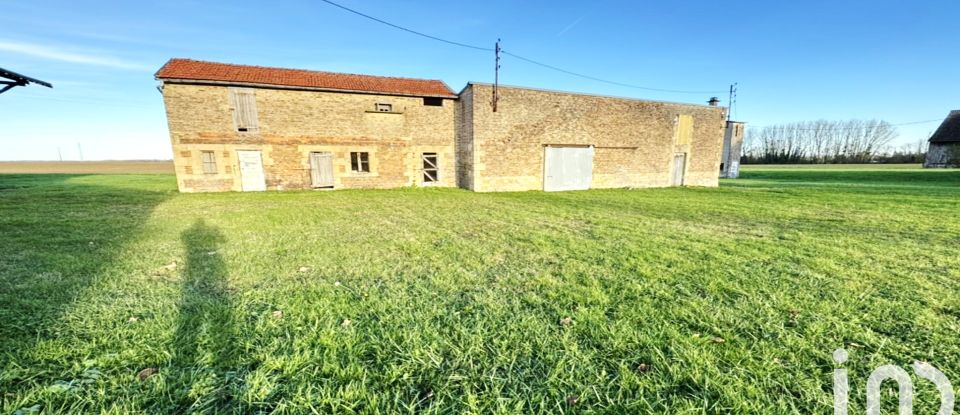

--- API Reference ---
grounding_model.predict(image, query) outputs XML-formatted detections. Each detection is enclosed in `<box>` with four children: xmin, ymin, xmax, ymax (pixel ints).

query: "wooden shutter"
<box><xmin>201</xmin><ymin>151</ymin><xmax>217</xmax><ymax>174</ymax></box>
<box><xmin>676</xmin><ymin>114</ymin><xmax>693</xmax><ymax>145</ymax></box>
<box><xmin>230</xmin><ymin>88</ymin><xmax>259</xmax><ymax>131</ymax></box>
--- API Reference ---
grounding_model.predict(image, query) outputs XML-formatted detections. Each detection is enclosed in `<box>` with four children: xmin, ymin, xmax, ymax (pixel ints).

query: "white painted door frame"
<box><xmin>237</xmin><ymin>150</ymin><xmax>267</xmax><ymax>192</ymax></box>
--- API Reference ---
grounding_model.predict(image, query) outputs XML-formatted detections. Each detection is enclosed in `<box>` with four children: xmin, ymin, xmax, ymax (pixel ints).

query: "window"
<box><xmin>423</xmin><ymin>97</ymin><xmax>443</xmax><ymax>106</ymax></box>
<box><xmin>201</xmin><ymin>151</ymin><xmax>217</xmax><ymax>174</ymax></box>
<box><xmin>230</xmin><ymin>88</ymin><xmax>259</xmax><ymax>132</ymax></box>
<box><xmin>350</xmin><ymin>152</ymin><xmax>370</xmax><ymax>173</ymax></box>
<box><xmin>422</xmin><ymin>153</ymin><xmax>438</xmax><ymax>183</ymax></box>
<box><xmin>375</xmin><ymin>102</ymin><xmax>393</xmax><ymax>112</ymax></box>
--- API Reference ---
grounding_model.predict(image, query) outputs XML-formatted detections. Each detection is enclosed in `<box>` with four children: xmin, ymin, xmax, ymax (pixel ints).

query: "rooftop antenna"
<box><xmin>492</xmin><ymin>38</ymin><xmax>501</xmax><ymax>112</ymax></box>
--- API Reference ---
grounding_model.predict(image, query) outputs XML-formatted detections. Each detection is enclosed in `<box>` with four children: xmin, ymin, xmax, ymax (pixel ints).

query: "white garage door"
<box><xmin>544</xmin><ymin>146</ymin><xmax>594</xmax><ymax>192</ymax></box>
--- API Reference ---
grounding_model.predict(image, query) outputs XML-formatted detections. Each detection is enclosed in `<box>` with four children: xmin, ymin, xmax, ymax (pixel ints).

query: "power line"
<box><xmin>318</xmin><ymin>0</ymin><xmax>724</xmax><ymax>95</ymax></box>
<box><xmin>500</xmin><ymin>51</ymin><xmax>724</xmax><ymax>94</ymax></box>
<box><xmin>319</xmin><ymin>0</ymin><xmax>491</xmax><ymax>51</ymax></box>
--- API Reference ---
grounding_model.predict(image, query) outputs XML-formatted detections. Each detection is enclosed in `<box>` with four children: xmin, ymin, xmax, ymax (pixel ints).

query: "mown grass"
<box><xmin>741</xmin><ymin>163</ymin><xmax>922</xmax><ymax>170</ymax></box>
<box><xmin>1</xmin><ymin>168</ymin><xmax>958</xmax><ymax>414</ymax></box>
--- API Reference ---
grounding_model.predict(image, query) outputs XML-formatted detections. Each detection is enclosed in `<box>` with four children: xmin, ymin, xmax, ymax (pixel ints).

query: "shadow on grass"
<box><xmin>0</xmin><ymin>174</ymin><xmax>173</xmax><ymax>388</ymax></box>
<box><xmin>166</xmin><ymin>219</ymin><xmax>240</xmax><ymax>412</ymax></box>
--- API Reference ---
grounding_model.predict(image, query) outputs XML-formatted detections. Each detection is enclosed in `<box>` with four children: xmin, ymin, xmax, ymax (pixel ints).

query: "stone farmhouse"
<box><xmin>924</xmin><ymin>110</ymin><xmax>959</xmax><ymax>168</ymax></box>
<box><xmin>156</xmin><ymin>58</ymin><xmax>735</xmax><ymax>192</ymax></box>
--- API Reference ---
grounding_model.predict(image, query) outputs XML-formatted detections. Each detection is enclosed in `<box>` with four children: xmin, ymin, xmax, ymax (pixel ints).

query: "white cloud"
<box><xmin>0</xmin><ymin>39</ymin><xmax>149</xmax><ymax>70</ymax></box>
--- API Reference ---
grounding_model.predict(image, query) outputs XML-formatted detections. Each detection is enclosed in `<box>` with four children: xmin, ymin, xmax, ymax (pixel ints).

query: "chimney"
<box><xmin>708</xmin><ymin>97</ymin><xmax>720</xmax><ymax>107</ymax></box>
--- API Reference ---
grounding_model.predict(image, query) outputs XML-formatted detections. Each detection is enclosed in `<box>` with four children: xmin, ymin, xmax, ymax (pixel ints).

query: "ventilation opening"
<box><xmin>422</xmin><ymin>152</ymin><xmax>438</xmax><ymax>183</ymax></box>
<box><xmin>423</xmin><ymin>97</ymin><xmax>443</xmax><ymax>107</ymax></box>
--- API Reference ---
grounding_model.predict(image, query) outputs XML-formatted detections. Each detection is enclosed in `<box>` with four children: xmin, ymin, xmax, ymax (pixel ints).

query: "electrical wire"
<box><xmin>500</xmin><ymin>51</ymin><xmax>724</xmax><ymax>94</ymax></box>
<box><xmin>319</xmin><ymin>0</ymin><xmax>725</xmax><ymax>95</ymax></box>
<box><xmin>319</xmin><ymin>0</ymin><xmax>492</xmax><ymax>51</ymax></box>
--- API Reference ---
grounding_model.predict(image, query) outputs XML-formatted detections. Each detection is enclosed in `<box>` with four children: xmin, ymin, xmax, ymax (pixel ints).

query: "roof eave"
<box><xmin>157</xmin><ymin>77</ymin><xmax>458</xmax><ymax>99</ymax></box>
<box><xmin>463</xmin><ymin>81</ymin><xmax>722</xmax><ymax>109</ymax></box>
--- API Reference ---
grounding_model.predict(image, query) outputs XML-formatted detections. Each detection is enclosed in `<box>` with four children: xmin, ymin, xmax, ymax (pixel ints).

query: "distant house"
<box><xmin>924</xmin><ymin>110</ymin><xmax>960</xmax><ymax>168</ymax></box>
<box><xmin>156</xmin><ymin>58</ymin><xmax>729</xmax><ymax>192</ymax></box>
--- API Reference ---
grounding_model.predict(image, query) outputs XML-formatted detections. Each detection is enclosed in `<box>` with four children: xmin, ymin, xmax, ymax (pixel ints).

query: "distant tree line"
<box><xmin>741</xmin><ymin>119</ymin><xmax>927</xmax><ymax>164</ymax></box>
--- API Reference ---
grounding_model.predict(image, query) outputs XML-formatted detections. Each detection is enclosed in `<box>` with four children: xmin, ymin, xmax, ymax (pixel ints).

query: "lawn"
<box><xmin>1</xmin><ymin>167</ymin><xmax>958</xmax><ymax>414</ymax></box>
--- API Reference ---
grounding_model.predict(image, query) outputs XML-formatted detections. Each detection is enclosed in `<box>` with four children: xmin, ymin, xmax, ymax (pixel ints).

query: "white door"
<box><xmin>671</xmin><ymin>153</ymin><xmax>687</xmax><ymax>186</ymax></box>
<box><xmin>309</xmin><ymin>152</ymin><xmax>334</xmax><ymax>188</ymax></box>
<box><xmin>237</xmin><ymin>150</ymin><xmax>266</xmax><ymax>191</ymax></box>
<box><xmin>544</xmin><ymin>146</ymin><xmax>594</xmax><ymax>191</ymax></box>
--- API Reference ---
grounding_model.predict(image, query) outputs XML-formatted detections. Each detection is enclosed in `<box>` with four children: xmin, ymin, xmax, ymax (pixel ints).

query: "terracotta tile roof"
<box><xmin>929</xmin><ymin>110</ymin><xmax>960</xmax><ymax>143</ymax></box>
<box><xmin>156</xmin><ymin>58</ymin><xmax>457</xmax><ymax>98</ymax></box>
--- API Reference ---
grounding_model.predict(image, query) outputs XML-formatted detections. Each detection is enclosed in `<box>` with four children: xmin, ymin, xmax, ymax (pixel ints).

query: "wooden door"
<box><xmin>672</xmin><ymin>153</ymin><xmax>687</xmax><ymax>186</ymax></box>
<box><xmin>309</xmin><ymin>152</ymin><xmax>334</xmax><ymax>188</ymax></box>
<box><xmin>237</xmin><ymin>150</ymin><xmax>266</xmax><ymax>191</ymax></box>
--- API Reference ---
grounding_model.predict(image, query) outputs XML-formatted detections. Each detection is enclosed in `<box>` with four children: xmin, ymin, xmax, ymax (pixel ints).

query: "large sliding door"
<box><xmin>544</xmin><ymin>146</ymin><xmax>594</xmax><ymax>192</ymax></box>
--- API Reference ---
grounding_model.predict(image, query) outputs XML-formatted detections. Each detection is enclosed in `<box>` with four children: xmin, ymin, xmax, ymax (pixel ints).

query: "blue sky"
<box><xmin>2</xmin><ymin>0</ymin><xmax>957</xmax><ymax>160</ymax></box>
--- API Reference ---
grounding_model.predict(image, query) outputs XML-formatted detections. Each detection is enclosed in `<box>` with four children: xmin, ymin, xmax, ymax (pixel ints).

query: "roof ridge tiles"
<box><xmin>155</xmin><ymin>58</ymin><xmax>457</xmax><ymax>98</ymax></box>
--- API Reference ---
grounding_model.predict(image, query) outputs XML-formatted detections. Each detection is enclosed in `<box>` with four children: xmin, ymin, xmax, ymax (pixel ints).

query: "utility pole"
<box><xmin>492</xmin><ymin>38</ymin><xmax>501</xmax><ymax>112</ymax></box>
<box><xmin>77</xmin><ymin>142</ymin><xmax>83</xmax><ymax>161</ymax></box>
<box><xmin>727</xmin><ymin>83</ymin><xmax>737</xmax><ymax>122</ymax></box>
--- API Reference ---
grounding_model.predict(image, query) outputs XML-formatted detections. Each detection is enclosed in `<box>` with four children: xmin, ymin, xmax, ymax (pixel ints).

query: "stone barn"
<box><xmin>156</xmin><ymin>59</ymin><xmax>728</xmax><ymax>192</ymax></box>
<box><xmin>924</xmin><ymin>110</ymin><xmax>960</xmax><ymax>168</ymax></box>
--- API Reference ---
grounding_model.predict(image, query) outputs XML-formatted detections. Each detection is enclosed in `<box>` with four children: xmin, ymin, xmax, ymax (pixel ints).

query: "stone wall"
<box><xmin>461</xmin><ymin>84</ymin><xmax>727</xmax><ymax>192</ymax></box>
<box><xmin>162</xmin><ymin>83</ymin><xmax>456</xmax><ymax>192</ymax></box>
<box><xmin>162</xmin><ymin>81</ymin><xmax>728</xmax><ymax>193</ymax></box>
<box><xmin>455</xmin><ymin>86</ymin><xmax>475</xmax><ymax>190</ymax></box>
<box><xmin>924</xmin><ymin>143</ymin><xmax>958</xmax><ymax>168</ymax></box>
<box><xmin>721</xmin><ymin>121</ymin><xmax>746</xmax><ymax>178</ymax></box>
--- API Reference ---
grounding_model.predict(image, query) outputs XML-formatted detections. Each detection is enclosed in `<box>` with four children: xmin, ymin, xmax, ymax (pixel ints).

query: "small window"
<box><xmin>375</xmin><ymin>103</ymin><xmax>393</xmax><ymax>112</ymax></box>
<box><xmin>423</xmin><ymin>97</ymin><xmax>443</xmax><ymax>107</ymax></box>
<box><xmin>422</xmin><ymin>152</ymin><xmax>438</xmax><ymax>183</ymax></box>
<box><xmin>201</xmin><ymin>151</ymin><xmax>217</xmax><ymax>174</ymax></box>
<box><xmin>350</xmin><ymin>152</ymin><xmax>370</xmax><ymax>173</ymax></box>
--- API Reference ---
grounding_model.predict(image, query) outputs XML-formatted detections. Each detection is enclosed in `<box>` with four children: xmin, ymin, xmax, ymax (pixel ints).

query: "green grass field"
<box><xmin>1</xmin><ymin>166</ymin><xmax>958</xmax><ymax>414</ymax></box>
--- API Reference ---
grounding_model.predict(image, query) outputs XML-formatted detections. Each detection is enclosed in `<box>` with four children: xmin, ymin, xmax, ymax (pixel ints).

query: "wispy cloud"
<box><xmin>556</xmin><ymin>15</ymin><xmax>586</xmax><ymax>37</ymax></box>
<box><xmin>0</xmin><ymin>40</ymin><xmax>149</xmax><ymax>70</ymax></box>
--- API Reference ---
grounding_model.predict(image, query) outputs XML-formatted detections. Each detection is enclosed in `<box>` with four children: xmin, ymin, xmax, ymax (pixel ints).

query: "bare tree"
<box><xmin>742</xmin><ymin>119</ymin><xmax>900</xmax><ymax>164</ymax></box>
